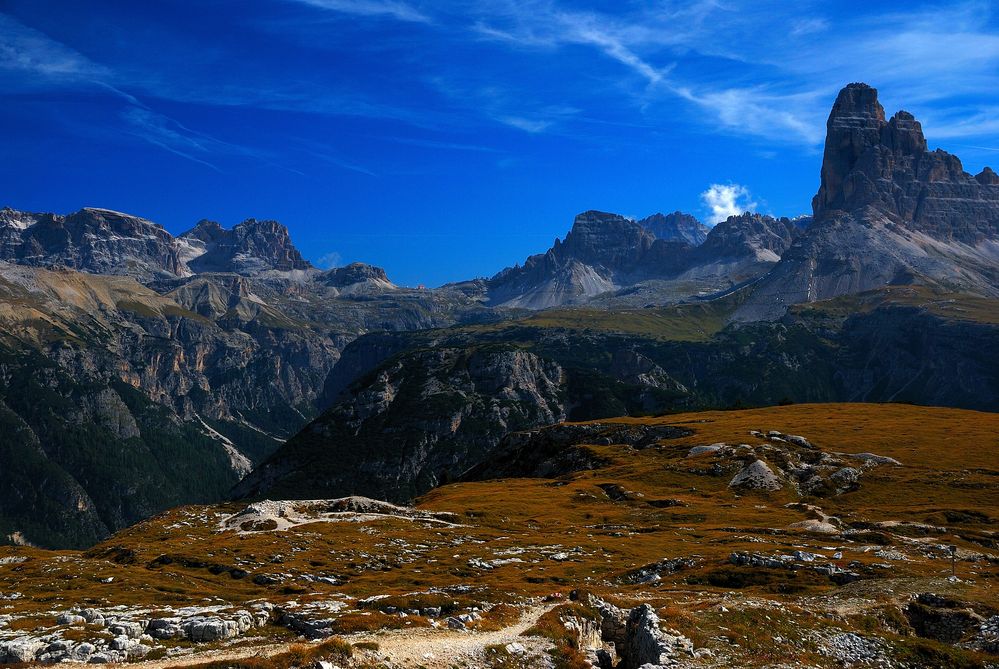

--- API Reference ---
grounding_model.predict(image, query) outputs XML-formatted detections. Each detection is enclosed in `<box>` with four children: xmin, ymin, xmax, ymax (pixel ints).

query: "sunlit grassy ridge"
<box><xmin>791</xmin><ymin>285</ymin><xmax>999</xmax><ymax>325</ymax></box>
<box><xmin>451</xmin><ymin>296</ymin><xmax>738</xmax><ymax>342</ymax></box>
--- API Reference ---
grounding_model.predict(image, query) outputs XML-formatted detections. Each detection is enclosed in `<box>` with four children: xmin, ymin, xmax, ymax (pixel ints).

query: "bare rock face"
<box><xmin>623</xmin><ymin>604</ymin><xmax>694</xmax><ymax>669</ymax></box>
<box><xmin>693</xmin><ymin>213</ymin><xmax>800</xmax><ymax>263</ymax></box>
<box><xmin>812</xmin><ymin>83</ymin><xmax>888</xmax><ymax>217</ymax></box>
<box><xmin>487</xmin><ymin>210</ymin><xmax>670</xmax><ymax>308</ymax></box>
<box><xmin>0</xmin><ymin>208</ymin><xmax>315</xmax><ymax>280</ymax></box>
<box><xmin>320</xmin><ymin>262</ymin><xmax>392</xmax><ymax>289</ymax></box>
<box><xmin>813</xmin><ymin>83</ymin><xmax>999</xmax><ymax>243</ymax></box>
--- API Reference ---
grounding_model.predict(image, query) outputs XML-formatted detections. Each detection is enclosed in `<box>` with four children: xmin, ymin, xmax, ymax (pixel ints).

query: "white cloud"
<box><xmin>317</xmin><ymin>251</ymin><xmax>342</xmax><ymax>269</ymax></box>
<box><xmin>701</xmin><ymin>183</ymin><xmax>757</xmax><ymax>225</ymax></box>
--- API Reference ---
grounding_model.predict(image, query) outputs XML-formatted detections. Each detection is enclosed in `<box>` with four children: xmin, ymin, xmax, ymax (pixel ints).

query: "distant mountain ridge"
<box><xmin>0</xmin><ymin>207</ymin><xmax>315</xmax><ymax>280</ymax></box>
<box><xmin>485</xmin><ymin>209</ymin><xmax>802</xmax><ymax>309</ymax></box>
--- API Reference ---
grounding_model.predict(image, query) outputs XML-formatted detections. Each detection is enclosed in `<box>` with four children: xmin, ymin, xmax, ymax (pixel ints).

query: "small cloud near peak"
<box><xmin>701</xmin><ymin>183</ymin><xmax>757</xmax><ymax>225</ymax></box>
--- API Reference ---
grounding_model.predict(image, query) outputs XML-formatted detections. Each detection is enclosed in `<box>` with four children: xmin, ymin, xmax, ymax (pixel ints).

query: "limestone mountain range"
<box><xmin>2</xmin><ymin>82</ymin><xmax>999</xmax><ymax>548</ymax></box>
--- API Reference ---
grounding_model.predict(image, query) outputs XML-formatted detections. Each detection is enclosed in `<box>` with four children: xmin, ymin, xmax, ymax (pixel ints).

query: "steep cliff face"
<box><xmin>813</xmin><ymin>83</ymin><xmax>999</xmax><ymax>242</ymax></box>
<box><xmin>735</xmin><ymin>83</ymin><xmax>999</xmax><ymax>321</ymax></box>
<box><xmin>233</xmin><ymin>346</ymin><xmax>567</xmax><ymax>502</ymax></box>
<box><xmin>0</xmin><ymin>344</ymin><xmax>242</xmax><ymax>549</ymax></box>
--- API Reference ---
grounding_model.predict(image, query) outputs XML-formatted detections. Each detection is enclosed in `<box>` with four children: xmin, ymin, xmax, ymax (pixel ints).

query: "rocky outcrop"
<box><xmin>622</xmin><ymin>604</ymin><xmax>694</xmax><ymax>669</ymax></box>
<box><xmin>735</xmin><ymin>83</ymin><xmax>999</xmax><ymax>320</ymax></box>
<box><xmin>728</xmin><ymin>459</ymin><xmax>783</xmax><ymax>491</ymax></box>
<box><xmin>320</xmin><ymin>262</ymin><xmax>395</xmax><ymax>292</ymax></box>
<box><xmin>0</xmin><ymin>605</ymin><xmax>271</xmax><ymax>664</ymax></box>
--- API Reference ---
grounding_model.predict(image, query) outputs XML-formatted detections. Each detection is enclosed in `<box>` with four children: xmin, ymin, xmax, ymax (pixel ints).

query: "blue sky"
<box><xmin>2</xmin><ymin>0</ymin><xmax>999</xmax><ymax>286</ymax></box>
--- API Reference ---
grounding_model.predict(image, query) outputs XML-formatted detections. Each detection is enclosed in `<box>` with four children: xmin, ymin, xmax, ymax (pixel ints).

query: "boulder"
<box><xmin>729</xmin><ymin>459</ymin><xmax>783</xmax><ymax>491</ymax></box>
<box><xmin>830</xmin><ymin>467</ymin><xmax>861</xmax><ymax>493</ymax></box>
<box><xmin>852</xmin><ymin>453</ymin><xmax>902</xmax><ymax>466</ymax></box>
<box><xmin>183</xmin><ymin>616</ymin><xmax>240</xmax><ymax>642</ymax></box>
<box><xmin>147</xmin><ymin>617</ymin><xmax>183</xmax><ymax>639</ymax></box>
<box><xmin>686</xmin><ymin>443</ymin><xmax>728</xmax><ymax>457</ymax></box>
<box><xmin>0</xmin><ymin>637</ymin><xmax>45</xmax><ymax>663</ymax></box>
<box><xmin>56</xmin><ymin>612</ymin><xmax>86</xmax><ymax>625</ymax></box>
<box><xmin>69</xmin><ymin>642</ymin><xmax>96</xmax><ymax>662</ymax></box>
<box><xmin>109</xmin><ymin>621</ymin><xmax>145</xmax><ymax>639</ymax></box>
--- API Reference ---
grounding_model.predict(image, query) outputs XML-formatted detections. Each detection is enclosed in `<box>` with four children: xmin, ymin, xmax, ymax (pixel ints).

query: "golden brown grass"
<box><xmin>164</xmin><ymin>638</ymin><xmax>352</xmax><ymax>669</ymax></box>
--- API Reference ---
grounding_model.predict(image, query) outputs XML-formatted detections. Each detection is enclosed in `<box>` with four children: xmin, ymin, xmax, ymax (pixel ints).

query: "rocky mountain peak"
<box><xmin>321</xmin><ymin>262</ymin><xmax>393</xmax><ymax>289</ymax></box>
<box><xmin>811</xmin><ymin>83</ymin><xmax>999</xmax><ymax>243</ymax></box>
<box><xmin>0</xmin><ymin>206</ymin><xmax>186</xmax><ymax>278</ymax></box>
<box><xmin>562</xmin><ymin>210</ymin><xmax>656</xmax><ymax>266</ymax></box>
<box><xmin>696</xmin><ymin>212</ymin><xmax>799</xmax><ymax>262</ymax></box>
<box><xmin>813</xmin><ymin>83</ymin><xmax>886</xmax><ymax>216</ymax></box>
<box><xmin>976</xmin><ymin>166</ymin><xmax>999</xmax><ymax>185</ymax></box>
<box><xmin>883</xmin><ymin>110</ymin><xmax>927</xmax><ymax>156</ymax></box>
<box><xmin>185</xmin><ymin>219</ymin><xmax>226</xmax><ymax>241</ymax></box>
<box><xmin>180</xmin><ymin>217</ymin><xmax>311</xmax><ymax>275</ymax></box>
<box><xmin>637</xmin><ymin>211</ymin><xmax>708</xmax><ymax>245</ymax></box>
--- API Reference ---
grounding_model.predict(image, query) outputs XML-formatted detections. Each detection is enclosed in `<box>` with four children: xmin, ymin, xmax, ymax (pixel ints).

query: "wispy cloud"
<box><xmin>497</xmin><ymin>116</ymin><xmax>551</xmax><ymax>133</ymax></box>
<box><xmin>471</xmin><ymin>4</ymin><xmax>675</xmax><ymax>86</ymax></box>
<box><xmin>0</xmin><ymin>13</ymin><xmax>332</xmax><ymax>173</ymax></box>
<box><xmin>672</xmin><ymin>85</ymin><xmax>827</xmax><ymax>145</ymax></box>
<box><xmin>0</xmin><ymin>13</ymin><xmax>108</xmax><ymax>82</ymax></box>
<box><xmin>121</xmin><ymin>107</ymin><xmax>222</xmax><ymax>170</ymax></box>
<box><xmin>286</xmin><ymin>0</ymin><xmax>431</xmax><ymax>24</ymax></box>
<box><xmin>701</xmin><ymin>183</ymin><xmax>756</xmax><ymax>225</ymax></box>
<box><xmin>459</xmin><ymin>0</ymin><xmax>999</xmax><ymax>147</ymax></box>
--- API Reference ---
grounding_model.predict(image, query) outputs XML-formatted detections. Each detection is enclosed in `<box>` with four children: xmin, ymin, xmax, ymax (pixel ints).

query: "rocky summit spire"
<box><xmin>812</xmin><ymin>83</ymin><xmax>886</xmax><ymax>215</ymax></box>
<box><xmin>810</xmin><ymin>82</ymin><xmax>999</xmax><ymax>243</ymax></box>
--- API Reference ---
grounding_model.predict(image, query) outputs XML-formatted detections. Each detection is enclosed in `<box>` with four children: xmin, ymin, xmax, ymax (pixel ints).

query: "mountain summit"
<box><xmin>814</xmin><ymin>82</ymin><xmax>999</xmax><ymax>242</ymax></box>
<box><xmin>734</xmin><ymin>82</ymin><xmax>999</xmax><ymax>320</ymax></box>
<box><xmin>180</xmin><ymin>218</ymin><xmax>312</xmax><ymax>275</ymax></box>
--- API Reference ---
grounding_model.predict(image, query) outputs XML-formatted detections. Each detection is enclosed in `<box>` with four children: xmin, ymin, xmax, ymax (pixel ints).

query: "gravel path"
<box><xmin>132</xmin><ymin>603</ymin><xmax>557</xmax><ymax>669</ymax></box>
<box><xmin>356</xmin><ymin>603</ymin><xmax>557</xmax><ymax>667</ymax></box>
